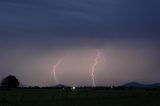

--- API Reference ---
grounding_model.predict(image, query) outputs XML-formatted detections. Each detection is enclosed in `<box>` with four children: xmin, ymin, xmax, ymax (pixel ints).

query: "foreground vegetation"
<box><xmin>0</xmin><ymin>88</ymin><xmax>160</xmax><ymax>106</ymax></box>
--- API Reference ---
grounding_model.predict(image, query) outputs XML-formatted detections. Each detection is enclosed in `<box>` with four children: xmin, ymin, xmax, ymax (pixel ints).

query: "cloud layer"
<box><xmin>0</xmin><ymin>0</ymin><xmax>160</xmax><ymax>36</ymax></box>
<box><xmin>0</xmin><ymin>0</ymin><xmax>160</xmax><ymax>86</ymax></box>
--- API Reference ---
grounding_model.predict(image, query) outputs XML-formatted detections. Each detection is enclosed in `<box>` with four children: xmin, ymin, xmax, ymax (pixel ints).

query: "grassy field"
<box><xmin>0</xmin><ymin>88</ymin><xmax>160</xmax><ymax>106</ymax></box>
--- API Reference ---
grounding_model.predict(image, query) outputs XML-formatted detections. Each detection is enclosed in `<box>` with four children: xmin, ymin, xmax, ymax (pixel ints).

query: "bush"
<box><xmin>1</xmin><ymin>75</ymin><xmax>19</xmax><ymax>88</ymax></box>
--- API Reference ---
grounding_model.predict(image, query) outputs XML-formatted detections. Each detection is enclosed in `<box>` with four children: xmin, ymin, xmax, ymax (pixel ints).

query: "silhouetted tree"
<box><xmin>0</xmin><ymin>75</ymin><xmax>19</xmax><ymax>88</ymax></box>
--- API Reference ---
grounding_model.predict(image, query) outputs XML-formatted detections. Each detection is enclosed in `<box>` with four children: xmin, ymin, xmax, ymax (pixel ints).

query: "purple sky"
<box><xmin>0</xmin><ymin>0</ymin><xmax>160</xmax><ymax>86</ymax></box>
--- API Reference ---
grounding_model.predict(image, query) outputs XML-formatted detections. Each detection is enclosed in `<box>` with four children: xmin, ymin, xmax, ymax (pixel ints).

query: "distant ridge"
<box><xmin>55</xmin><ymin>84</ymin><xmax>70</xmax><ymax>88</ymax></box>
<box><xmin>123</xmin><ymin>82</ymin><xmax>160</xmax><ymax>88</ymax></box>
<box><xmin>45</xmin><ymin>82</ymin><xmax>160</xmax><ymax>88</ymax></box>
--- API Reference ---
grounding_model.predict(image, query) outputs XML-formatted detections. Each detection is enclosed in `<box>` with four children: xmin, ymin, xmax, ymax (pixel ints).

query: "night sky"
<box><xmin>0</xmin><ymin>0</ymin><xmax>160</xmax><ymax>86</ymax></box>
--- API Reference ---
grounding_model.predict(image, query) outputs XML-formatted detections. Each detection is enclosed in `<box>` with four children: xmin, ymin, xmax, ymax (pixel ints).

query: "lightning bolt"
<box><xmin>53</xmin><ymin>58</ymin><xmax>64</xmax><ymax>84</ymax></box>
<box><xmin>91</xmin><ymin>49</ymin><xmax>101</xmax><ymax>87</ymax></box>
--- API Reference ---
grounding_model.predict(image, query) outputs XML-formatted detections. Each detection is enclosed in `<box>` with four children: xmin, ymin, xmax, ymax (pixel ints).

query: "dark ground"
<box><xmin>0</xmin><ymin>88</ymin><xmax>160</xmax><ymax>106</ymax></box>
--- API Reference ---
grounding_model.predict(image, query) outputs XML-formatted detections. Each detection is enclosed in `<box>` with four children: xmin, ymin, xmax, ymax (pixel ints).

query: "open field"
<box><xmin>0</xmin><ymin>88</ymin><xmax>160</xmax><ymax>106</ymax></box>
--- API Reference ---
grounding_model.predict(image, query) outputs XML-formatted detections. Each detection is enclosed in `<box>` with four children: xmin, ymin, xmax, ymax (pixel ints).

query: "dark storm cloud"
<box><xmin>0</xmin><ymin>0</ymin><xmax>160</xmax><ymax>37</ymax></box>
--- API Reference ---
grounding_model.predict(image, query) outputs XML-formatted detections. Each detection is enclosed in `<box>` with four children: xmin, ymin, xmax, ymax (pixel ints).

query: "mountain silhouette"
<box><xmin>123</xmin><ymin>82</ymin><xmax>160</xmax><ymax>88</ymax></box>
<box><xmin>55</xmin><ymin>84</ymin><xmax>70</xmax><ymax>88</ymax></box>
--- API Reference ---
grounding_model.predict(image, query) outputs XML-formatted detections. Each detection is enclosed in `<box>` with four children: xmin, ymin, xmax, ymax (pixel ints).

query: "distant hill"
<box><xmin>122</xmin><ymin>82</ymin><xmax>160</xmax><ymax>88</ymax></box>
<box><xmin>43</xmin><ymin>84</ymin><xmax>71</xmax><ymax>89</ymax></box>
<box><xmin>55</xmin><ymin>84</ymin><xmax>70</xmax><ymax>88</ymax></box>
